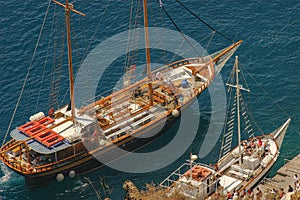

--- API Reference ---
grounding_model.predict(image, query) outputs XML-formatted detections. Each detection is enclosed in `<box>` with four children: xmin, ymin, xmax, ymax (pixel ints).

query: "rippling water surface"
<box><xmin>0</xmin><ymin>0</ymin><xmax>299</xmax><ymax>199</ymax></box>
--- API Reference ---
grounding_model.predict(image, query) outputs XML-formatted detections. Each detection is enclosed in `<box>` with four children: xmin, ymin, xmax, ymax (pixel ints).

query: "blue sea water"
<box><xmin>0</xmin><ymin>0</ymin><xmax>299</xmax><ymax>199</ymax></box>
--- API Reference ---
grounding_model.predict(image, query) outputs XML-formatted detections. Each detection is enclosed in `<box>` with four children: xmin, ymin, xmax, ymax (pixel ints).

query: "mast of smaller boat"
<box><xmin>52</xmin><ymin>0</ymin><xmax>85</xmax><ymax>122</ymax></box>
<box><xmin>143</xmin><ymin>0</ymin><xmax>153</xmax><ymax>106</ymax></box>
<box><xmin>225</xmin><ymin>56</ymin><xmax>250</xmax><ymax>165</ymax></box>
<box><xmin>235</xmin><ymin>56</ymin><xmax>242</xmax><ymax>166</ymax></box>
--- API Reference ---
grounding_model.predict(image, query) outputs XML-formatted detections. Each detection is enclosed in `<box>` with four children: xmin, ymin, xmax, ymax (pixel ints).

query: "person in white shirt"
<box><xmin>294</xmin><ymin>174</ymin><xmax>299</xmax><ymax>191</ymax></box>
<box><xmin>296</xmin><ymin>180</ymin><xmax>300</xmax><ymax>191</ymax></box>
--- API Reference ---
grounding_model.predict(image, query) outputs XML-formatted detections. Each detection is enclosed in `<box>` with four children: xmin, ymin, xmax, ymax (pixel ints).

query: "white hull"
<box><xmin>160</xmin><ymin>55</ymin><xmax>291</xmax><ymax>200</ymax></box>
<box><xmin>241</xmin><ymin>118</ymin><xmax>291</xmax><ymax>191</ymax></box>
<box><xmin>160</xmin><ymin>118</ymin><xmax>291</xmax><ymax>200</ymax></box>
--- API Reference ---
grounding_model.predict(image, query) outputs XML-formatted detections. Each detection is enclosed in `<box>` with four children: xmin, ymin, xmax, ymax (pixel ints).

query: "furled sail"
<box><xmin>211</xmin><ymin>40</ymin><xmax>242</xmax><ymax>74</ymax></box>
<box><xmin>271</xmin><ymin>118</ymin><xmax>291</xmax><ymax>149</ymax></box>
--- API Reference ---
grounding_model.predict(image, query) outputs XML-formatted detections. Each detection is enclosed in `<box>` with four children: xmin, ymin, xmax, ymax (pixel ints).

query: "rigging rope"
<box><xmin>35</xmin><ymin>37</ymin><xmax>51</xmax><ymax>112</ymax></box>
<box><xmin>218</xmin><ymin>67</ymin><xmax>237</xmax><ymax>160</ymax></box>
<box><xmin>1</xmin><ymin>0</ymin><xmax>52</xmax><ymax>147</ymax></box>
<box><xmin>51</xmin><ymin>10</ymin><xmax>65</xmax><ymax>109</ymax></box>
<box><xmin>131</xmin><ymin>1</ymin><xmax>142</xmax><ymax>67</ymax></box>
<box><xmin>124</xmin><ymin>0</ymin><xmax>135</xmax><ymax>70</ymax></box>
<box><xmin>59</xmin><ymin>1</ymin><xmax>110</xmax><ymax>107</ymax></box>
<box><xmin>169</xmin><ymin>38</ymin><xmax>185</xmax><ymax>63</ymax></box>
<box><xmin>156</xmin><ymin>5</ymin><xmax>167</xmax><ymax>65</ymax></box>
<box><xmin>81</xmin><ymin>1</ymin><xmax>110</xmax><ymax>64</ymax></box>
<box><xmin>169</xmin><ymin>26</ymin><xmax>216</xmax><ymax>63</ymax></box>
<box><xmin>239</xmin><ymin>63</ymin><xmax>290</xmax><ymax>119</ymax></box>
<box><xmin>226</xmin><ymin>63</ymin><xmax>265</xmax><ymax>136</ymax></box>
<box><xmin>174</xmin><ymin>0</ymin><xmax>235</xmax><ymax>43</ymax></box>
<box><xmin>160</xmin><ymin>4</ymin><xmax>202</xmax><ymax>56</ymax></box>
<box><xmin>203</xmin><ymin>31</ymin><xmax>215</xmax><ymax>57</ymax></box>
<box><xmin>240</xmin><ymin>93</ymin><xmax>264</xmax><ymax>136</ymax></box>
<box><xmin>219</xmin><ymin>93</ymin><xmax>236</xmax><ymax>160</ymax></box>
<box><xmin>124</xmin><ymin>0</ymin><xmax>143</xmax><ymax>84</ymax></box>
<box><xmin>40</xmin><ymin>5</ymin><xmax>59</xmax><ymax>111</ymax></box>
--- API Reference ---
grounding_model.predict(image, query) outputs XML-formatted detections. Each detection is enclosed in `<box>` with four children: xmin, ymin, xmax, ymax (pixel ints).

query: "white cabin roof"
<box><xmin>219</xmin><ymin>175</ymin><xmax>242</xmax><ymax>192</ymax></box>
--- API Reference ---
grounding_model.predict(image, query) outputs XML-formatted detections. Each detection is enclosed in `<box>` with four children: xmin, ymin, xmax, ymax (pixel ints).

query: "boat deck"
<box><xmin>217</xmin><ymin>137</ymin><xmax>278</xmax><ymax>193</ymax></box>
<box><xmin>254</xmin><ymin>153</ymin><xmax>300</xmax><ymax>200</ymax></box>
<box><xmin>1</xmin><ymin>58</ymin><xmax>214</xmax><ymax>175</ymax></box>
<box><xmin>77</xmin><ymin>59</ymin><xmax>213</xmax><ymax>143</ymax></box>
<box><xmin>10</xmin><ymin>128</ymin><xmax>71</xmax><ymax>154</ymax></box>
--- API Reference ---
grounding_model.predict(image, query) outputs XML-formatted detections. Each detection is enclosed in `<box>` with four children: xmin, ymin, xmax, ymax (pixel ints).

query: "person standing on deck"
<box><xmin>279</xmin><ymin>188</ymin><xmax>285</xmax><ymax>199</ymax></box>
<box><xmin>294</xmin><ymin>174</ymin><xmax>299</xmax><ymax>191</ymax></box>
<box><xmin>233</xmin><ymin>190</ymin><xmax>239</xmax><ymax>200</ymax></box>
<box><xmin>256</xmin><ymin>188</ymin><xmax>262</xmax><ymax>200</ymax></box>
<box><xmin>288</xmin><ymin>185</ymin><xmax>293</xmax><ymax>192</ymax></box>
<box><xmin>226</xmin><ymin>191</ymin><xmax>232</xmax><ymax>200</ymax></box>
<box><xmin>296</xmin><ymin>180</ymin><xmax>300</xmax><ymax>191</ymax></box>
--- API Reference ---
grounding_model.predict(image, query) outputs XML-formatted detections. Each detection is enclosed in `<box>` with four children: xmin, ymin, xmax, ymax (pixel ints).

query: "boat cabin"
<box><xmin>160</xmin><ymin>163</ymin><xmax>218</xmax><ymax>199</ymax></box>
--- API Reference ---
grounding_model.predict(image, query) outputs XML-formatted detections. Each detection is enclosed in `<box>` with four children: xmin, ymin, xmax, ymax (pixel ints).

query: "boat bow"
<box><xmin>271</xmin><ymin>118</ymin><xmax>291</xmax><ymax>149</ymax></box>
<box><xmin>211</xmin><ymin>40</ymin><xmax>243</xmax><ymax>74</ymax></box>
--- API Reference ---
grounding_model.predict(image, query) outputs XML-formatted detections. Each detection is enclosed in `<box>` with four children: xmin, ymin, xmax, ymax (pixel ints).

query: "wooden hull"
<box><xmin>12</xmin><ymin>97</ymin><xmax>196</xmax><ymax>184</ymax></box>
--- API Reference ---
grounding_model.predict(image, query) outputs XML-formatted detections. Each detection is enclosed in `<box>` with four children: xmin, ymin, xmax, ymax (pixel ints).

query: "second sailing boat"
<box><xmin>160</xmin><ymin>56</ymin><xmax>291</xmax><ymax>199</ymax></box>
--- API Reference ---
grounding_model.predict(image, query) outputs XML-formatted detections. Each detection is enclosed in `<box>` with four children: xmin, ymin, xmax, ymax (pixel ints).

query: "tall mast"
<box><xmin>143</xmin><ymin>0</ymin><xmax>153</xmax><ymax>106</ymax></box>
<box><xmin>235</xmin><ymin>56</ymin><xmax>242</xmax><ymax>166</ymax></box>
<box><xmin>226</xmin><ymin>56</ymin><xmax>249</xmax><ymax>163</ymax></box>
<box><xmin>65</xmin><ymin>0</ymin><xmax>75</xmax><ymax>122</ymax></box>
<box><xmin>52</xmin><ymin>0</ymin><xmax>85</xmax><ymax>122</ymax></box>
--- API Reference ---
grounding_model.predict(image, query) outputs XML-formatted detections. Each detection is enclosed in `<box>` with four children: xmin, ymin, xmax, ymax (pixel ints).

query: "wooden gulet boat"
<box><xmin>0</xmin><ymin>0</ymin><xmax>242</xmax><ymax>182</ymax></box>
<box><xmin>160</xmin><ymin>56</ymin><xmax>291</xmax><ymax>200</ymax></box>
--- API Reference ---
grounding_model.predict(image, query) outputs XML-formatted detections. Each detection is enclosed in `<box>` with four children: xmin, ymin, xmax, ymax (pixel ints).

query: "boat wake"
<box><xmin>0</xmin><ymin>162</ymin><xmax>12</xmax><ymax>184</ymax></box>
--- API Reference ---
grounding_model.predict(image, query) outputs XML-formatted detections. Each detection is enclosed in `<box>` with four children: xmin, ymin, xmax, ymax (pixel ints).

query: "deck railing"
<box><xmin>160</xmin><ymin>161</ymin><xmax>214</xmax><ymax>188</ymax></box>
<box><xmin>1</xmin><ymin>143</ymin><xmax>88</xmax><ymax>175</ymax></box>
<box><xmin>80</xmin><ymin>57</ymin><xmax>210</xmax><ymax>112</ymax></box>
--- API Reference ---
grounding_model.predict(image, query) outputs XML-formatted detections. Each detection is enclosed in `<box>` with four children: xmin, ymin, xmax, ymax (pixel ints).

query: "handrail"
<box><xmin>0</xmin><ymin>117</ymin><xmax>73</xmax><ymax>154</ymax></box>
<box><xmin>79</xmin><ymin>79</ymin><xmax>147</xmax><ymax>114</ymax></box>
<box><xmin>160</xmin><ymin>161</ymin><xmax>215</xmax><ymax>187</ymax></box>
<box><xmin>34</xmin><ymin>151</ymin><xmax>87</xmax><ymax>171</ymax></box>
<box><xmin>0</xmin><ymin>139</ymin><xmax>88</xmax><ymax>174</ymax></box>
<box><xmin>79</xmin><ymin>57</ymin><xmax>209</xmax><ymax>114</ymax></box>
<box><xmin>0</xmin><ymin>138</ymin><xmax>28</xmax><ymax>154</ymax></box>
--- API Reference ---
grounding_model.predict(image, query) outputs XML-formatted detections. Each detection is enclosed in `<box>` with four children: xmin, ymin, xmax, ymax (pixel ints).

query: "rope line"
<box><xmin>175</xmin><ymin>0</ymin><xmax>235</xmax><ymax>43</ymax></box>
<box><xmin>240</xmin><ymin>94</ymin><xmax>264</xmax><ymax>136</ymax></box>
<box><xmin>1</xmin><ymin>0</ymin><xmax>52</xmax><ymax>147</ymax></box>
<box><xmin>203</xmin><ymin>31</ymin><xmax>215</xmax><ymax>57</ymax></box>
<box><xmin>124</xmin><ymin>0</ymin><xmax>135</xmax><ymax>70</ymax></box>
<box><xmin>160</xmin><ymin>5</ymin><xmax>202</xmax><ymax>56</ymax></box>
<box><xmin>81</xmin><ymin>1</ymin><xmax>110</xmax><ymax>64</ymax></box>
<box><xmin>169</xmin><ymin>38</ymin><xmax>185</xmax><ymax>63</ymax></box>
<box><xmin>239</xmin><ymin>63</ymin><xmax>290</xmax><ymax>118</ymax></box>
